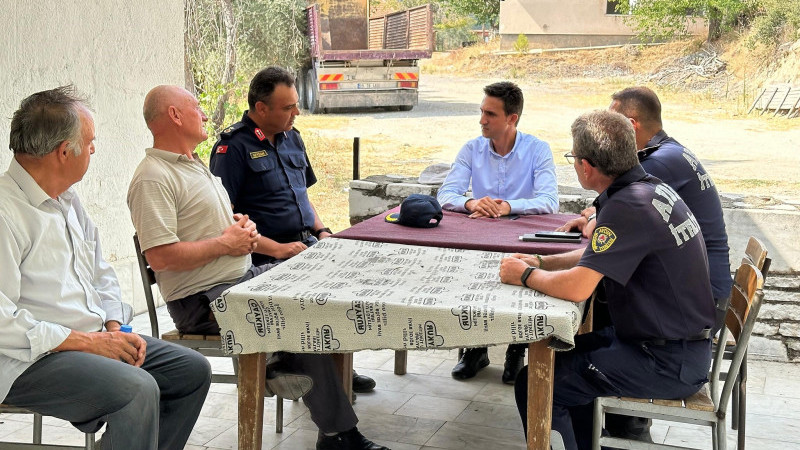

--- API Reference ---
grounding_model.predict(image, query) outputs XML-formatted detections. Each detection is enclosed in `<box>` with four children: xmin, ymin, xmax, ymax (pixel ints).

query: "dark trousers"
<box><xmin>514</xmin><ymin>327</ymin><xmax>711</xmax><ymax>450</ymax></box>
<box><xmin>5</xmin><ymin>336</ymin><xmax>211</xmax><ymax>450</ymax></box>
<box><xmin>166</xmin><ymin>262</ymin><xmax>358</xmax><ymax>433</ymax></box>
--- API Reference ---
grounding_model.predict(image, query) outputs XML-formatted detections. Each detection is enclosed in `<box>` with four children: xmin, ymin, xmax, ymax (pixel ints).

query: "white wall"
<box><xmin>0</xmin><ymin>0</ymin><xmax>185</xmax><ymax>313</ymax></box>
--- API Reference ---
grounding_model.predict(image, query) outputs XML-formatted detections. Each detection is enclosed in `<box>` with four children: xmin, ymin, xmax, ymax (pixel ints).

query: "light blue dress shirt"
<box><xmin>437</xmin><ymin>131</ymin><xmax>559</xmax><ymax>215</ymax></box>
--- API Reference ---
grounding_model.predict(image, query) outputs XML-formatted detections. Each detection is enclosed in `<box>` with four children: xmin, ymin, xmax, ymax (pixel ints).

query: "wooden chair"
<box><xmin>723</xmin><ymin>236</ymin><xmax>770</xmax><ymax>450</ymax></box>
<box><xmin>592</xmin><ymin>261</ymin><xmax>765</xmax><ymax>450</ymax></box>
<box><xmin>0</xmin><ymin>405</ymin><xmax>96</xmax><ymax>449</ymax></box>
<box><xmin>133</xmin><ymin>234</ymin><xmax>286</xmax><ymax>433</ymax></box>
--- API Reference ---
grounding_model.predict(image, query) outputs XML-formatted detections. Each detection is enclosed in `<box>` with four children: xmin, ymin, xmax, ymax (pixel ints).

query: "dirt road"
<box><xmin>300</xmin><ymin>74</ymin><xmax>800</xmax><ymax>200</ymax></box>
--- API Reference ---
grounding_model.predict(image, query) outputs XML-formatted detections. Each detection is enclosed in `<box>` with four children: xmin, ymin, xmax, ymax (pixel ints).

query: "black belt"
<box><xmin>271</xmin><ymin>228</ymin><xmax>313</xmax><ymax>244</ymax></box>
<box><xmin>638</xmin><ymin>328</ymin><xmax>711</xmax><ymax>347</ymax></box>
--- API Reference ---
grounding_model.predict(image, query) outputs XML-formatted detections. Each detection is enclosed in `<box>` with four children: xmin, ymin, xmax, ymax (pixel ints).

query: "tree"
<box><xmin>439</xmin><ymin>0</ymin><xmax>500</xmax><ymax>29</ymax></box>
<box><xmin>616</xmin><ymin>0</ymin><xmax>747</xmax><ymax>42</ymax></box>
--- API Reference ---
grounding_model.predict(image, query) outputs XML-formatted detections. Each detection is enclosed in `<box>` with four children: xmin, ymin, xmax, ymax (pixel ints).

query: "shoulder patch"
<box><xmin>216</xmin><ymin>145</ymin><xmax>228</xmax><ymax>154</ymax></box>
<box><xmin>591</xmin><ymin>226</ymin><xmax>617</xmax><ymax>253</ymax></box>
<box><xmin>220</xmin><ymin>122</ymin><xmax>246</xmax><ymax>138</ymax></box>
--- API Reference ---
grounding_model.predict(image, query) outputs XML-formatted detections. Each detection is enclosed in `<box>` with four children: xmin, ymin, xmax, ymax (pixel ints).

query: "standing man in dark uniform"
<box><xmin>209</xmin><ymin>66</ymin><xmax>376</xmax><ymax>395</ymax></box>
<box><xmin>500</xmin><ymin>110</ymin><xmax>715</xmax><ymax>450</ymax></box>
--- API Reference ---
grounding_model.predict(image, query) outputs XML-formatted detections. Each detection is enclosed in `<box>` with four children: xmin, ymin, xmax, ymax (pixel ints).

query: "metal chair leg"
<box><xmin>276</xmin><ymin>397</ymin><xmax>284</xmax><ymax>433</ymax></box>
<box><xmin>86</xmin><ymin>432</ymin><xmax>97</xmax><ymax>450</ymax></box>
<box><xmin>33</xmin><ymin>413</ymin><xmax>43</xmax><ymax>444</ymax></box>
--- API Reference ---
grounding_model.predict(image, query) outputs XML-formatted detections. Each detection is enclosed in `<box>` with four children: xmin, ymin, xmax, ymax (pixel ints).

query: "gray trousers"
<box><xmin>4</xmin><ymin>336</ymin><xmax>211</xmax><ymax>450</ymax></box>
<box><xmin>274</xmin><ymin>352</ymin><xmax>359</xmax><ymax>433</ymax></box>
<box><xmin>169</xmin><ymin>263</ymin><xmax>359</xmax><ymax>433</ymax></box>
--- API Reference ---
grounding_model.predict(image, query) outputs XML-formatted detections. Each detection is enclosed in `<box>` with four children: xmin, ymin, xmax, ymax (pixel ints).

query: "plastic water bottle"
<box><xmin>120</xmin><ymin>324</ymin><xmax>133</xmax><ymax>333</ymax></box>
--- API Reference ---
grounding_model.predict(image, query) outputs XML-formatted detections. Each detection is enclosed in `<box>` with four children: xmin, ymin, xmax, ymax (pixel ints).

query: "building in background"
<box><xmin>499</xmin><ymin>0</ymin><xmax>707</xmax><ymax>49</ymax></box>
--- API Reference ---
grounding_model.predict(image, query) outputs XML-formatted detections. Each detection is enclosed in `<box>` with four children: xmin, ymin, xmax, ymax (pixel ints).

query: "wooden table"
<box><xmin>212</xmin><ymin>237</ymin><xmax>584</xmax><ymax>450</ymax></box>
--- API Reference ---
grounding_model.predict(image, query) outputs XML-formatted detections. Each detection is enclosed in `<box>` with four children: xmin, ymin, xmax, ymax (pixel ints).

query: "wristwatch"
<box><xmin>521</xmin><ymin>266</ymin><xmax>537</xmax><ymax>288</ymax></box>
<box><xmin>587</xmin><ymin>212</ymin><xmax>596</xmax><ymax>222</ymax></box>
<box><xmin>313</xmin><ymin>227</ymin><xmax>332</xmax><ymax>238</ymax></box>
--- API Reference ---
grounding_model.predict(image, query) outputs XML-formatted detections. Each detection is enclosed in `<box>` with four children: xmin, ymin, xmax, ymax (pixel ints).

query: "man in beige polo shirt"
<box><xmin>127</xmin><ymin>85</ymin><xmax>388</xmax><ymax>450</ymax></box>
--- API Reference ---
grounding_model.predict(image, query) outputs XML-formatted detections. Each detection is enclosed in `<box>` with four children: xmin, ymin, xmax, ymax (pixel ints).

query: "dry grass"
<box><xmin>296</xmin><ymin>116</ymin><xmax>437</xmax><ymax>232</ymax></box>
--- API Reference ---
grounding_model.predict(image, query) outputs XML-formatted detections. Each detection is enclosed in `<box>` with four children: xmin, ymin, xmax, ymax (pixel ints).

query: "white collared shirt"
<box><xmin>0</xmin><ymin>159</ymin><xmax>131</xmax><ymax>402</ymax></box>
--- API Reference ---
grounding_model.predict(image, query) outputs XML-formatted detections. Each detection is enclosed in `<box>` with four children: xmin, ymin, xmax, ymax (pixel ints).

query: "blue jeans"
<box><xmin>4</xmin><ymin>336</ymin><xmax>211</xmax><ymax>450</ymax></box>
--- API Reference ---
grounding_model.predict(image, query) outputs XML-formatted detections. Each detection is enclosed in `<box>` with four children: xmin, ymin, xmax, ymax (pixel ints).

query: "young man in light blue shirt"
<box><xmin>437</xmin><ymin>81</ymin><xmax>558</xmax><ymax>383</ymax></box>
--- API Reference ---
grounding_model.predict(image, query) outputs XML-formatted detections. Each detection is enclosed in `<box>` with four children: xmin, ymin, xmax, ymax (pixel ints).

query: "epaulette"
<box><xmin>220</xmin><ymin>122</ymin><xmax>246</xmax><ymax>138</ymax></box>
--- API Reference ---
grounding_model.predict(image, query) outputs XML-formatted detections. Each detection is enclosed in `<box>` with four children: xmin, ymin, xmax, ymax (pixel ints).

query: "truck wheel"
<box><xmin>306</xmin><ymin>68</ymin><xmax>322</xmax><ymax>114</ymax></box>
<box><xmin>398</xmin><ymin>105</ymin><xmax>414</xmax><ymax>111</ymax></box>
<box><xmin>296</xmin><ymin>71</ymin><xmax>306</xmax><ymax>111</ymax></box>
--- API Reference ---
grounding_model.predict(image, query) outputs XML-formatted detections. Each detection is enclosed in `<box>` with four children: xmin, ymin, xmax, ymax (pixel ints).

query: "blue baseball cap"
<box><xmin>385</xmin><ymin>194</ymin><xmax>443</xmax><ymax>228</ymax></box>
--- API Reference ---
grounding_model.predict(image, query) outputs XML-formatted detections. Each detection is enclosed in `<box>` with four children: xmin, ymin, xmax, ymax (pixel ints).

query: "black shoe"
<box><xmin>501</xmin><ymin>345</ymin><xmax>526</xmax><ymax>385</ymax></box>
<box><xmin>451</xmin><ymin>348</ymin><xmax>489</xmax><ymax>380</ymax></box>
<box><xmin>316</xmin><ymin>427</ymin><xmax>389</xmax><ymax>450</ymax></box>
<box><xmin>605</xmin><ymin>415</ymin><xmax>653</xmax><ymax>442</ymax></box>
<box><xmin>352</xmin><ymin>371</ymin><xmax>376</xmax><ymax>393</ymax></box>
<box><xmin>265</xmin><ymin>368</ymin><xmax>313</xmax><ymax>400</ymax></box>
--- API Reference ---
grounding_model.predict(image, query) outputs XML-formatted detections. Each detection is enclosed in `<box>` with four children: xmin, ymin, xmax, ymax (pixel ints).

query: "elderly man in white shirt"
<box><xmin>0</xmin><ymin>86</ymin><xmax>211</xmax><ymax>450</ymax></box>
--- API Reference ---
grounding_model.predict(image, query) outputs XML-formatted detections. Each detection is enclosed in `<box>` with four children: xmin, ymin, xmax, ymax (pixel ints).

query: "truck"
<box><xmin>296</xmin><ymin>0</ymin><xmax>434</xmax><ymax>113</ymax></box>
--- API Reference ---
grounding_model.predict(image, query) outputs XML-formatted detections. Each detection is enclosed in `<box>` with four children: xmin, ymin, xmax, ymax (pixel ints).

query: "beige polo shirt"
<box><xmin>127</xmin><ymin>148</ymin><xmax>250</xmax><ymax>301</ymax></box>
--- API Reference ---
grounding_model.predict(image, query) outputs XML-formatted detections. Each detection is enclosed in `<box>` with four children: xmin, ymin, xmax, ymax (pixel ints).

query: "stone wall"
<box><xmin>0</xmin><ymin>1</ymin><xmax>184</xmax><ymax>314</ymax></box>
<box><xmin>349</xmin><ymin>175</ymin><xmax>800</xmax><ymax>362</ymax></box>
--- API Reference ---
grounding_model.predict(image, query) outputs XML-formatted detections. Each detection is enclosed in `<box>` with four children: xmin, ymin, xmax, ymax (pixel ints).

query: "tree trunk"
<box><xmin>212</xmin><ymin>0</ymin><xmax>236</xmax><ymax>131</ymax></box>
<box><xmin>707</xmin><ymin>6</ymin><xmax>722</xmax><ymax>42</ymax></box>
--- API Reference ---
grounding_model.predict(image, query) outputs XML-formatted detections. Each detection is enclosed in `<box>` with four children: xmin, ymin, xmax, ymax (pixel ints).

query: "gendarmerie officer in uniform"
<box><xmin>499</xmin><ymin>110</ymin><xmax>715</xmax><ymax>450</ymax></box>
<box><xmin>209</xmin><ymin>66</ymin><xmax>377</xmax><ymax>396</ymax></box>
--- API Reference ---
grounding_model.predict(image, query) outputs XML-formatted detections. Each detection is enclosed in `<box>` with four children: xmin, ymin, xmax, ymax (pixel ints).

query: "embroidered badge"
<box><xmin>592</xmin><ymin>226</ymin><xmax>617</xmax><ymax>253</ymax></box>
<box><xmin>249</xmin><ymin>150</ymin><xmax>268</xmax><ymax>159</ymax></box>
<box><xmin>254</xmin><ymin>128</ymin><xmax>266</xmax><ymax>141</ymax></box>
<box><xmin>216</xmin><ymin>145</ymin><xmax>228</xmax><ymax>154</ymax></box>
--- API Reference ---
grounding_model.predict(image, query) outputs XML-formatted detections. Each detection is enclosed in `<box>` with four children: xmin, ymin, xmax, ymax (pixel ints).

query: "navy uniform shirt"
<box><xmin>639</xmin><ymin>131</ymin><xmax>732</xmax><ymax>301</ymax></box>
<box><xmin>577</xmin><ymin>165</ymin><xmax>716</xmax><ymax>341</ymax></box>
<box><xmin>209</xmin><ymin>112</ymin><xmax>317</xmax><ymax>244</ymax></box>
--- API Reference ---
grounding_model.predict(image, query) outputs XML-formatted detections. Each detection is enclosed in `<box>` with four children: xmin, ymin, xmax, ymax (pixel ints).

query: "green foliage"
<box><xmin>438</xmin><ymin>0</ymin><xmax>500</xmax><ymax>29</ymax></box>
<box><xmin>747</xmin><ymin>0</ymin><xmax>800</xmax><ymax>46</ymax></box>
<box><xmin>186</xmin><ymin>0</ymin><xmax>308</xmax><ymax>141</ymax></box>
<box><xmin>513</xmin><ymin>33</ymin><xmax>529</xmax><ymax>54</ymax></box>
<box><xmin>434</xmin><ymin>15</ymin><xmax>478</xmax><ymax>50</ymax></box>
<box><xmin>616</xmin><ymin>0</ymin><xmax>747</xmax><ymax>42</ymax></box>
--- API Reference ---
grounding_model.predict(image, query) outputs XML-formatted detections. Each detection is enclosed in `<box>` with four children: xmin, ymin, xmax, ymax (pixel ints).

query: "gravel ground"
<box><xmin>306</xmin><ymin>74</ymin><xmax>800</xmax><ymax>201</ymax></box>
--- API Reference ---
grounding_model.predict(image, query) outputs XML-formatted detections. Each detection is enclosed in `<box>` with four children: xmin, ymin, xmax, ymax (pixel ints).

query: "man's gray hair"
<box><xmin>9</xmin><ymin>85</ymin><xmax>90</xmax><ymax>158</ymax></box>
<box><xmin>571</xmin><ymin>110</ymin><xmax>638</xmax><ymax>178</ymax></box>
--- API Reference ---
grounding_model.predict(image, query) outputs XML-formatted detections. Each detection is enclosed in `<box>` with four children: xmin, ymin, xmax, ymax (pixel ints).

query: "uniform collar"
<box><xmin>637</xmin><ymin>129</ymin><xmax>670</xmax><ymax>160</ymax></box>
<box><xmin>7</xmin><ymin>158</ymin><xmax>57</xmax><ymax>208</ymax></box>
<box><xmin>241</xmin><ymin>111</ymin><xmax>286</xmax><ymax>144</ymax></box>
<box><xmin>593</xmin><ymin>164</ymin><xmax>649</xmax><ymax>211</ymax></box>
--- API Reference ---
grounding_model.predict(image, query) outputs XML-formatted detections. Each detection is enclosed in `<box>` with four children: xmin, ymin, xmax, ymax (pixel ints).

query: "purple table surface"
<box><xmin>334</xmin><ymin>207</ymin><xmax>588</xmax><ymax>255</ymax></box>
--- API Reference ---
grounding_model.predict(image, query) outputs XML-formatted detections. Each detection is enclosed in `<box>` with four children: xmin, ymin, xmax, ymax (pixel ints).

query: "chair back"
<box><xmin>133</xmin><ymin>234</ymin><xmax>160</xmax><ymax>338</ymax></box>
<box><xmin>743</xmin><ymin>236</ymin><xmax>768</xmax><ymax>273</ymax></box>
<box><xmin>710</xmin><ymin>261</ymin><xmax>764</xmax><ymax>412</ymax></box>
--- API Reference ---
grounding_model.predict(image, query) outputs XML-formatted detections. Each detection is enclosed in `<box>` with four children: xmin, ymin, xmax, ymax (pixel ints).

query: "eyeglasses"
<box><xmin>564</xmin><ymin>152</ymin><xmax>595</xmax><ymax>167</ymax></box>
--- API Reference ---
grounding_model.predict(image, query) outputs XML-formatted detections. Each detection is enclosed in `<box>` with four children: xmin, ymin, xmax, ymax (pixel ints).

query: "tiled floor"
<box><xmin>2</xmin><ymin>307</ymin><xmax>799</xmax><ymax>449</ymax></box>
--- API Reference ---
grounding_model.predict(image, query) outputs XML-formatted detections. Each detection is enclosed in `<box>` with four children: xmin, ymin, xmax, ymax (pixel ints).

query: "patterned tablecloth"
<box><xmin>211</xmin><ymin>238</ymin><xmax>582</xmax><ymax>356</ymax></box>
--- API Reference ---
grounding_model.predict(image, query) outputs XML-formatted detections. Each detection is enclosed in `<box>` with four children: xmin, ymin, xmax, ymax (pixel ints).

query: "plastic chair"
<box><xmin>592</xmin><ymin>261</ymin><xmax>765</xmax><ymax>450</ymax></box>
<box><xmin>133</xmin><ymin>234</ymin><xmax>286</xmax><ymax>433</ymax></box>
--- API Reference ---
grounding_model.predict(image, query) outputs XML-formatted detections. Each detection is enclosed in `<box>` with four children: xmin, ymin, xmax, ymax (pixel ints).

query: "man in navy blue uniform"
<box><xmin>209</xmin><ymin>66</ymin><xmax>377</xmax><ymax>398</ymax></box>
<box><xmin>500</xmin><ymin>110</ymin><xmax>715</xmax><ymax>450</ymax></box>
<box><xmin>558</xmin><ymin>87</ymin><xmax>733</xmax><ymax>442</ymax></box>
<box><xmin>561</xmin><ymin>87</ymin><xmax>732</xmax><ymax>328</ymax></box>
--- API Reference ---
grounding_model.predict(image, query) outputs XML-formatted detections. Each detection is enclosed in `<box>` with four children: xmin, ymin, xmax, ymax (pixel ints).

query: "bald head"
<box><xmin>143</xmin><ymin>85</ymin><xmax>208</xmax><ymax>153</ymax></box>
<box><xmin>143</xmin><ymin>85</ymin><xmax>191</xmax><ymax>129</ymax></box>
